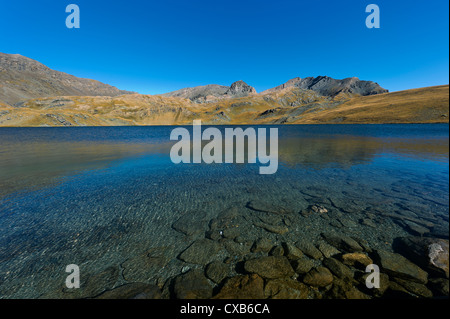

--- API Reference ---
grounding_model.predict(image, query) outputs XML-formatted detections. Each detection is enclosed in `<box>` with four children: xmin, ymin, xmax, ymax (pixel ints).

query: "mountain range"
<box><xmin>0</xmin><ymin>53</ymin><xmax>134</xmax><ymax>106</ymax></box>
<box><xmin>0</xmin><ymin>52</ymin><xmax>448</xmax><ymax>126</ymax></box>
<box><xmin>160</xmin><ymin>76</ymin><xmax>388</xmax><ymax>104</ymax></box>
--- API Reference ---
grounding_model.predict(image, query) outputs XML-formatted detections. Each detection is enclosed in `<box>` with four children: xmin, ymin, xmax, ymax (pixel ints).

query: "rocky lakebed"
<box><xmin>50</xmin><ymin>200</ymin><xmax>449</xmax><ymax>300</ymax></box>
<box><xmin>0</xmin><ymin>125</ymin><xmax>447</xmax><ymax>300</ymax></box>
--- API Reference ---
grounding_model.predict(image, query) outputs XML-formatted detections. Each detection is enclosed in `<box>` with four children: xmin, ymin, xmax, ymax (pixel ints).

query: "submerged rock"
<box><xmin>251</xmin><ymin>237</ymin><xmax>273</xmax><ymax>253</ymax></box>
<box><xmin>244</xmin><ymin>256</ymin><xmax>295</xmax><ymax>279</ymax></box>
<box><xmin>172</xmin><ymin>212</ymin><xmax>208</xmax><ymax>237</ymax></box>
<box><xmin>360</xmin><ymin>218</ymin><xmax>377</xmax><ymax>228</ymax></box>
<box><xmin>257</xmin><ymin>213</ymin><xmax>284</xmax><ymax>226</ymax></box>
<box><xmin>63</xmin><ymin>266</ymin><xmax>120</xmax><ymax>298</ymax></box>
<box><xmin>246</xmin><ymin>200</ymin><xmax>292</xmax><ymax>215</ymax></box>
<box><xmin>358</xmin><ymin>272</ymin><xmax>390</xmax><ymax>297</ymax></box>
<box><xmin>327</xmin><ymin>278</ymin><xmax>371</xmax><ymax>299</ymax></box>
<box><xmin>302</xmin><ymin>266</ymin><xmax>334</xmax><ymax>287</ymax></box>
<box><xmin>428</xmin><ymin>278</ymin><xmax>449</xmax><ymax>296</ymax></box>
<box><xmin>317</xmin><ymin>241</ymin><xmax>341</xmax><ymax>258</ymax></box>
<box><xmin>310</xmin><ymin>204</ymin><xmax>328</xmax><ymax>214</ymax></box>
<box><xmin>301</xmin><ymin>204</ymin><xmax>328</xmax><ymax>217</ymax></box>
<box><xmin>173</xmin><ymin>269</ymin><xmax>213</xmax><ymax>299</ymax></box>
<box><xmin>337</xmin><ymin>217</ymin><xmax>358</xmax><ymax>228</ymax></box>
<box><xmin>222</xmin><ymin>227</ymin><xmax>240</xmax><ymax>239</ymax></box>
<box><xmin>296</xmin><ymin>241</ymin><xmax>323</xmax><ymax>260</ymax></box>
<box><xmin>428</xmin><ymin>224</ymin><xmax>450</xmax><ymax>239</ymax></box>
<box><xmin>428</xmin><ymin>242</ymin><xmax>449</xmax><ymax>277</ymax></box>
<box><xmin>122</xmin><ymin>246</ymin><xmax>174</xmax><ymax>282</ymax></box>
<box><xmin>374</xmin><ymin>250</ymin><xmax>428</xmax><ymax>284</ymax></box>
<box><xmin>264</xmin><ymin>278</ymin><xmax>310</xmax><ymax>299</ymax></box>
<box><xmin>402</xmin><ymin>220</ymin><xmax>430</xmax><ymax>236</ymax></box>
<box><xmin>205</xmin><ymin>261</ymin><xmax>232</xmax><ymax>284</ymax></box>
<box><xmin>179</xmin><ymin>239</ymin><xmax>223</xmax><ymax>265</ymax></box>
<box><xmin>341</xmin><ymin>253</ymin><xmax>374</xmax><ymax>269</ymax></box>
<box><xmin>392</xmin><ymin>278</ymin><xmax>433</xmax><ymax>298</ymax></box>
<box><xmin>322</xmin><ymin>258</ymin><xmax>353</xmax><ymax>279</ymax></box>
<box><xmin>205</xmin><ymin>230</ymin><xmax>222</xmax><ymax>241</ymax></box>
<box><xmin>213</xmin><ymin>274</ymin><xmax>265</xmax><ymax>299</ymax></box>
<box><xmin>96</xmin><ymin>283</ymin><xmax>161</xmax><ymax>299</ymax></box>
<box><xmin>329</xmin><ymin>219</ymin><xmax>344</xmax><ymax>228</ymax></box>
<box><xmin>269</xmin><ymin>245</ymin><xmax>285</xmax><ymax>257</ymax></box>
<box><xmin>208</xmin><ymin>207</ymin><xmax>243</xmax><ymax>234</ymax></box>
<box><xmin>282</xmin><ymin>242</ymin><xmax>303</xmax><ymax>260</ymax></box>
<box><xmin>292</xmin><ymin>256</ymin><xmax>316</xmax><ymax>274</ymax></box>
<box><xmin>253</xmin><ymin>221</ymin><xmax>289</xmax><ymax>235</ymax></box>
<box><xmin>353</xmin><ymin>238</ymin><xmax>372</xmax><ymax>253</ymax></box>
<box><xmin>393</xmin><ymin>236</ymin><xmax>449</xmax><ymax>278</ymax></box>
<box><xmin>321</xmin><ymin>232</ymin><xmax>364</xmax><ymax>253</ymax></box>
<box><xmin>384</xmin><ymin>280</ymin><xmax>416</xmax><ymax>298</ymax></box>
<box><xmin>222</xmin><ymin>239</ymin><xmax>252</xmax><ymax>256</ymax></box>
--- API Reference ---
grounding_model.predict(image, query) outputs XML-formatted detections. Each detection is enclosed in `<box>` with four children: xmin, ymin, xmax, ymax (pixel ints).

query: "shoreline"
<box><xmin>0</xmin><ymin>122</ymin><xmax>449</xmax><ymax>128</ymax></box>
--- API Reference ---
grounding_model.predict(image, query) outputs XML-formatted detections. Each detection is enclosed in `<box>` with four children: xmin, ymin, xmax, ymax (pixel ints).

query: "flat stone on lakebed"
<box><xmin>179</xmin><ymin>239</ymin><xmax>223</xmax><ymax>265</ymax></box>
<box><xmin>244</xmin><ymin>256</ymin><xmax>295</xmax><ymax>279</ymax></box>
<box><xmin>374</xmin><ymin>249</ymin><xmax>428</xmax><ymax>284</ymax></box>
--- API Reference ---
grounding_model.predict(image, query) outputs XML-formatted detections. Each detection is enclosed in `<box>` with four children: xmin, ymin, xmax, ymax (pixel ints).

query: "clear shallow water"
<box><xmin>0</xmin><ymin>124</ymin><xmax>448</xmax><ymax>298</ymax></box>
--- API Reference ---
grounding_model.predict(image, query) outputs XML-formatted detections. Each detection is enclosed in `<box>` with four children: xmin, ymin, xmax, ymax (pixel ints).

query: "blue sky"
<box><xmin>0</xmin><ymin>0</ymin><xmax>448</xmax><ymax>94</ymax></box>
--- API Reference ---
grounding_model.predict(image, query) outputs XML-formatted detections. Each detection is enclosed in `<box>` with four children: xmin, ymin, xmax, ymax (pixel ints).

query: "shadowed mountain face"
<box><xmin>262</xmin><ymin>76</ymin><xmax>389</xmax><ymax>97</ymax></box>
<box><xmin>0</xmin><ymin>53</ymin><xmax>134</xmax><ymax>106</ymax></box>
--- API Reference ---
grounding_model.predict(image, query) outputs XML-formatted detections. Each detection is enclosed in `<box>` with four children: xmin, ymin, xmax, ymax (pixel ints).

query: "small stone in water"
<box><xmin>311</xmin><ymin>205</ymin><xmax>328</xmax><ymax>214</ymax></box>
<box><xmin>181</xmin><ymin>266</ymin><xmax>190</xmax><ymax>273</ymax></box>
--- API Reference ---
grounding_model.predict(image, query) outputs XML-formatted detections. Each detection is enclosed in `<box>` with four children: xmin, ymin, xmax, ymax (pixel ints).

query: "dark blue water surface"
<box><xmin>0</xmin><ymin>124</ymin><xmax>448</xmax><ymax>298</ymax></box>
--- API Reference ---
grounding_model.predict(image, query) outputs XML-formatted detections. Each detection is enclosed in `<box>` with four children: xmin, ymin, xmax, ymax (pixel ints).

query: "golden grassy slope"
<box><xmin>291</xmin><ymin>85</ymin><xmax>449</xmax><ymax>124</ymax></box>
<box><xmin>0</xmin><ymin>85</ymin><xmax>448</xmax><ymax>126</ymax></box>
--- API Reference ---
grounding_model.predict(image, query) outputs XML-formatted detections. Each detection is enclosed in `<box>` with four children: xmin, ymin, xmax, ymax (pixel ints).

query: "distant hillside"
<box><xmin>162</xmin><ymin>76</ymin><xmax>387</xmax><ymax>103</ymax></box>
<box><xmin>262</xmin><ymin>76</ymin><xmax>388</xmax><ymax>97</ymax></box>
<box><xmin>161</xmin><ymin>80</ymin><xmax>257</xmax><ymax>103</ymax></box>
<box><xmin>289</xmin><ymin>85</ymin><xmax>449</xmax><ymax>124</ymax></box>
<box><xmin>0</xmin><ymin>85</ymin><xmax>447</xmax><ymax>126</ymax></box>
<box><xmin>0</xmin><ymin>53</ymin><xmax>447</xmax><ymax>126</ymax></box>
<box><xmin>0</xmin><ymin>53</ymin><xmax>134</xmax><ymax>106</ymax></box>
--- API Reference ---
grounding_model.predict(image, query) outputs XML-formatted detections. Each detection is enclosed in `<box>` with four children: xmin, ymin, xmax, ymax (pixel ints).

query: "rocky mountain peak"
<box><xmin>0</xmin><ymin>53</ymin><xmax>50</xmax><ymax>73</ymax></box>
<box><xmin>262</xmin><ymin>76</ymin><xmax>388</xmax><ymax>97</ymax></box>
<box><xmin>226</xmin><ymin>80</ymin><xmax>257</xmax><ymax>97</ymax></box>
